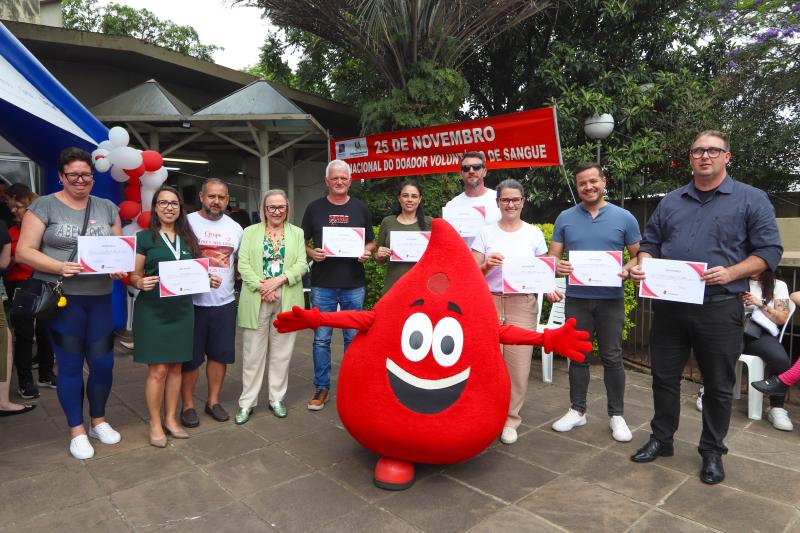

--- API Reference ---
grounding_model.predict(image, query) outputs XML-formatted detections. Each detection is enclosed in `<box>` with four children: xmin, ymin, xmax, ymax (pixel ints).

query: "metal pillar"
<box><xmin>259</xmin><ymin>130</ymin><xmax>270</xmax><ymax>197</ymax></box>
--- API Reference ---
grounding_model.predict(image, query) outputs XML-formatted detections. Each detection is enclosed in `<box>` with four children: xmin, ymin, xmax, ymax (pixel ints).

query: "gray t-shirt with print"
<box><xmin>28</xmin><ymin>194</ymin><xmax>119</xmax><ymax>295</ymax></box>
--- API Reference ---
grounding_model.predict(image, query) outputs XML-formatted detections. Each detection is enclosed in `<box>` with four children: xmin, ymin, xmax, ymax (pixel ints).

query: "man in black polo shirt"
<box><xmin>629</xmin><ymin>130</ymin><xmax>782</xmax><ymax>484</ymax></box>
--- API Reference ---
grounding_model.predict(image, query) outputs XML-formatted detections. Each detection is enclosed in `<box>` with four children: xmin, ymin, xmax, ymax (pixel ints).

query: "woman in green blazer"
<box><xmin>235</xmin><ymin>189</ymin><xmax>308</xmax><ymax>424</ymax></box>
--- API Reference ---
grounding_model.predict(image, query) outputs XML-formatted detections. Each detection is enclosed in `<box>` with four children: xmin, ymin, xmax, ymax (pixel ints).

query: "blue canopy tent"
<box><xmin>0</xmin><ymin>22</ymin><xmax>125</xmax><ymax>329</ymax></box>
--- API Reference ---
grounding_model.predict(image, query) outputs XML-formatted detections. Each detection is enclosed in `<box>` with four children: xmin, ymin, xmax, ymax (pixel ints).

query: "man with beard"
<box><xmin>180</xmin><ymin>179</ymin><xmax>243</xmax><ymax>426</ymax></box>
<box><xmin>444</xmin><ymin>151</ymin><xmax>500</xmax><ymax>246</ymax></box>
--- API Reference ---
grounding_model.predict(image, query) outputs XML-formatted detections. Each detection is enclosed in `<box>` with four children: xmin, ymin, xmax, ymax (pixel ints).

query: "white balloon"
<box><xmin>141</xmin><ymin>186</ymin><xmax>157</xmax><ymax>210</ymax></box>
<box><xmin>109</xmin><ymin>126</ymin><xmax>130</xmax><ymax>148</ymax></box>
<box><xmin>91</xmin><ymin>148</ymin><xmax>110</xmax><ymax>160</ymax></box>
<box><xmin>140</xmin><ymin>169</ymin><xmax>167</xmax><ymax>189</ymax></box>
<box><xmin>98</xmin><ymin>140</ymin><xmax>114</xmax><ymax>151</ymax></box>
<box><xmin>122</xmin><ymin>222</ymin><xmax>141</xmax><ymax>236</ymax></box>
<box><xmin>94</xmin><ymin>157</ymin><xmax>111</xmax><ymax>173</ymax></box>
<box><xmin>108</xmin><ymin>147</ymin><xmax>143</xmax><ymax>170</ymax></box>
<box><xmin>157</xmin><ymin>166</ymin><xmax>168</xmax><ymax>181</ymax></box>
<box><xmin>110</xmin><ymin>165</ymin><xmax>129</xmax><ymax>183</ymax></box>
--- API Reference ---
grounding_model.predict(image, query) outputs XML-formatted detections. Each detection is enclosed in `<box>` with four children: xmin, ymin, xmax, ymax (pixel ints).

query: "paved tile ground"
<box><xmin>3</xmin><ymin>331</ymin><xmax>800</xmax><ymax>532</ymax></box>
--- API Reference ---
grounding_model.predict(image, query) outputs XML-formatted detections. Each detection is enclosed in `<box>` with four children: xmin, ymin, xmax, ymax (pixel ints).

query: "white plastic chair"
<box><xmin>537</xmin><ymin>277</ymin><xmax>567</xmax><ymax>383</ymax></box>
<box><xmin>734</xmin><ymin>300</ymin><xmax>796</xmax><ymax>420</ymax></box>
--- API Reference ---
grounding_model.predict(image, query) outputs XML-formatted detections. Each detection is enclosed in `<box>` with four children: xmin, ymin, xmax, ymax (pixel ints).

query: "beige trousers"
<box><xmin>239</xmin><ymin>296</ymin><xmax>297</xmax><ymax>409</ymax></box>
<box><xmin>492</xmin><ymin>293</ymin><xmax>539</xmax><ymax>429</ymax></box>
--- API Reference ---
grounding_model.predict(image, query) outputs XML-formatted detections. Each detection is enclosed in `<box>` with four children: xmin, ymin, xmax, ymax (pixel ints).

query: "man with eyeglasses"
<box><xmin>629</xmin><ymin>130</ymin><xmax>782</xmax><ymax>484</ymax></box>
<box><xmin>547</xmin><ymin>162</ymin><xmax>641</xmax><ymax>443</ymax></box>
<box><xmin>301</xmin><ymin>159</ymin><xmax>374</xmax><ymax>410</ymax></box>
<box><xmin>444</xmin><ymin>151</ymin><xmax>501</xmax><ymax>246</ymax></box>
<box><xmin>180</xmin><ymin>178</ymin><xmax>243</xmax><ymax>427</ymax></box>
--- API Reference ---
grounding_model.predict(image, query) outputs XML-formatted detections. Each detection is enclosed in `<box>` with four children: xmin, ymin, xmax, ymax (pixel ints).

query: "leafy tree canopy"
<box><xmin>61</xmin><ymin>0</ymin><xmax>221</xmax><ymax>62</ymax></box>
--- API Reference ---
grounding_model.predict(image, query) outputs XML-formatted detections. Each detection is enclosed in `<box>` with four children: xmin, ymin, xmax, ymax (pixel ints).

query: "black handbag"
<box><xmin>743</xmin><ymin>313</ymin><xmax>764</xmax><ymax>340</ymax></box>
<box><xmin>9</xmin><ymin>198</ymin><xmax>92</xmax><ymax>320</ymax></box>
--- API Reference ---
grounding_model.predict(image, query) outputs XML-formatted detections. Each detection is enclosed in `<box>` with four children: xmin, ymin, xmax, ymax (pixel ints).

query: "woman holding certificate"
<box><xmin>471</xmin><ymin>179</ymin><xmax>548</xmax><ymax>446</ymax></box>
<box><xmin>235</xmin><ymin>190</ymin><xmax>308</xmax><ymax>424</ymax></box>
<box><xmin>17</xmin><ymin>147</ymin><xmax>125</xmax><ymax>460</ymax></box>
<box><xmin>131</xmin><ymin>186</ymin><xmax>217</xmax><ymax>447</ymax></box>
<box><xmin>375</xmin><ymin>180</ymin><xmax>433</xmax><ymax>293</ymax></box>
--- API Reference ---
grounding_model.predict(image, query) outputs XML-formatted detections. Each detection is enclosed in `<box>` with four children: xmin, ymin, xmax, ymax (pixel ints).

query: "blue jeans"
<box><xmin>310</xmin><ymin>286</ymin><xmax>366</xmax><ymax>389</ymax></box>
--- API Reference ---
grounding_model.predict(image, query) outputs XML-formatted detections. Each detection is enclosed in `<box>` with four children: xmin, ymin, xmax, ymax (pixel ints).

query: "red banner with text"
<box><xmin>329</xmin><ymin>107</ymin><xmax>562</xmax><ymax>180</ymax></box>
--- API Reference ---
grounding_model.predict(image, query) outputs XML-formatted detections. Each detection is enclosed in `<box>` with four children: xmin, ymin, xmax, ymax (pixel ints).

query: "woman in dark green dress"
<box><xmin>130</xmin><ymin>186</ymin><xmax>219</xmax><ymax>447</ymax></box>
<box><xmin>375</xmin><ymin>179</ymin><xmax>432</xmax><ymax>293</ymax></box>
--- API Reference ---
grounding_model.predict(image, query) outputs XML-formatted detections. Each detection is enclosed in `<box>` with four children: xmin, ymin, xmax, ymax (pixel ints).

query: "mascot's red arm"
<box><xmin>498</xmin><ymin>317</ymin><xmax>590</xmax><ymax>362</ymax></box>
<box><xmin>274</xmin><ymin>305</ymin><xmax>375</xmax><ymax>333</ymax></box>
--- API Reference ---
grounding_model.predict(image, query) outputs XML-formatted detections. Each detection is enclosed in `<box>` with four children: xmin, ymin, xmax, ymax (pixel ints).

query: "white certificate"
<box><xmin>389</xmin><ymin>231</ymin><xmax>431</xmax><ymax>262</ymax></box>
<box><xmin>502</xmin><ymin>256</ymin><xmax>556</xmax><ymax>293</ymax></box>
<box><xmin>159</xmin><ymin>258</ymin><xmax>211</xmax><ymax>298</ymax></box>
<box><xmin>442</xmin><ymin>205</ymin><xmax>494</xmax><ymax>238</ymax></box>
<box><xmin>77</xmin><ymin>236</ymin><xmax>136</xmax><ymax>274</ymax></box>
<box><xmin>322</xmin><ymin>226</ymin><xmax>366</xmax><ymax>258</ymax></box>
<box><xmin>638</xmin><ymin>258</ymin><xmax>707</xmax><ymax>305</ymax></box>
<box><xmin>568</xmin><ymin>250</ymin><xmax>623</xmax><ymax>287</ymax></box>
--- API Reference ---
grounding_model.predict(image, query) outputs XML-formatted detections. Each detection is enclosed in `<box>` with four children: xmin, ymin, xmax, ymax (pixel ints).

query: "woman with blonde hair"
<box><xmin>235</xmin><ymin>189</ymin><xmax>308</xmax><ymax>424</ymax></box>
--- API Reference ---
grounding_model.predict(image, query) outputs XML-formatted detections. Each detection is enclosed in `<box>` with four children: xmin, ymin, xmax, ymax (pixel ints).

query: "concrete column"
<box><xmin>259</xmin><ymin>130</ymin><xmax>269</xmax><ymax>197</ymax></box>
<box><xmin>285</xmin><ymin>148</ymin><xmax>296</xmax><ymax>224</ymax></box>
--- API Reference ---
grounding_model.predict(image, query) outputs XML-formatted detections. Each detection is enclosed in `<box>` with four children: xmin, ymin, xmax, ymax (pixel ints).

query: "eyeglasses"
<box><xmin>156</xmin><ymin>200</ymin><xmax>180</xmax><ymax>209</ymax></box>
<box><xmin>498</xmin><ymin>197</ymin><xmax>523</xmax><ymax>206</ymax></box>
<box><xmin>62</xmin><ymin>172</ymin><xmax>94</xmax><ymax>182</ymax></box>
<box><xmin>265</xmin><ymin>205</ymin><xmax>287</xmax><ymax>213</ymax></box>
<box><xmin>460</xmin><ymin>164</ymin><xmax>484</xmax><ymax>172</ymax></box>
<box><xmin>689</xmin><ymin>147</ymin><xmax>728</xmax><ymax>159</ymax></box>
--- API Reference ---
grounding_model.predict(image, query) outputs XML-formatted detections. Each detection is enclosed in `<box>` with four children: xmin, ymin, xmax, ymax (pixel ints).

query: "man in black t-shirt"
<box><xmin>300</xmin><ymin>159</ymin><xmax>374</xmax><ymax>411</ymax></box>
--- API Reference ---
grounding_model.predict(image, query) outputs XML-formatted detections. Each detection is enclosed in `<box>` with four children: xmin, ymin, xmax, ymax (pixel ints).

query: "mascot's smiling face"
<box><xmin>336</xmin><ymin>219</ymin><xmax>510</xmax><ymax>465</ymax></box>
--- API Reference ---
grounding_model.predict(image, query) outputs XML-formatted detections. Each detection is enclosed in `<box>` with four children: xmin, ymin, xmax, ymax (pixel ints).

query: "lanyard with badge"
<box><xmin>160</xmin><ymin>232</ymin><xmax>181</xmax><ymax>260</ymax></box>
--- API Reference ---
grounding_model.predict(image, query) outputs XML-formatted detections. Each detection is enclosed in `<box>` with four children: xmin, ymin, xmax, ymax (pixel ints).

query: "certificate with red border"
<box><xmin>322</xmin><ymin>227</ymin><xmax>365</xmax><ymax>258</ymax></box>
<box><xmin>77</xmin><ymin>236</ymin><xmax>136</xmax><ymax>274</ymax></box>
<box><xmin>389</xmin><ymin>231</ymin><xmax>431</xmax><ymax>262</ymax></box>
<box><xmin>502</xmin><ymin>256</ymin><xmax>556</xmax><ymax>293</ymax></box>
<box><xmin>568</xmin><ymin>250</ymin><xmax>623</xmax><ymax>287</ymax></box>
<box><xmin>638</xmin><ymin>258</ymin><xmax>707</xmax><ymax>304</ymax></box>
<box><xmin>159</xmin><ymin>258</ymin><xmax>210</xmax><ymax>298</ymax></box>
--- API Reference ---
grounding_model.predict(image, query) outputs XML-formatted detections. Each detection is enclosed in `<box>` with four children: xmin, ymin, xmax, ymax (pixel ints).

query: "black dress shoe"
<box><xmin>630</xmin><ymin>437</ymin><xmax>674</xmax><ymax>463</ymax></box>
<box><xmin>205</xmin><ymin>403</ymin><xmax>229</xmax><ymax>422</ymax></box>
<box><xmin>751</xmin><ymin>376</ymin><xmax>789</xmax><ymax>397</ymax></box>
<box><xmin>700</xmin><ymin>454</ymin><xmax>725</xmax><ymax>484</ymax></box>
<box><xmin>180</xmin><ymin>408</ymin><xmax>200</xmax><ymax>428</ymax></box>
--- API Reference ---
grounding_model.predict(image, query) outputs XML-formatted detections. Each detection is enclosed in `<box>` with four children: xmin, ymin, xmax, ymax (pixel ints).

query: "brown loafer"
<box><xmin>205</xmin><ymin>403</ymin><xmax>229</xmax><ymax>422</ymax></box>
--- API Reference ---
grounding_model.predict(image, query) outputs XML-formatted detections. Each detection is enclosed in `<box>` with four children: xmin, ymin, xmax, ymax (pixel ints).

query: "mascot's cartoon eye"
<box><xmin>401</xmin><ymin>312</ymin><xmax>433</xmax><ymax>362</ymax></box>
<box><xmin>432</xmin><ymin>317</ymin><xmax>463</xmax><ymax>367</ymax></box>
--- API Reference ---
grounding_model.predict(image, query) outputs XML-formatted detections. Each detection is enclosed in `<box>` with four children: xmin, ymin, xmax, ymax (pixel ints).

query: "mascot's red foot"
<box><xmin>374</xmin><ymin>457</ymin><xmax>415</xmax><ymax>491</ymax></box>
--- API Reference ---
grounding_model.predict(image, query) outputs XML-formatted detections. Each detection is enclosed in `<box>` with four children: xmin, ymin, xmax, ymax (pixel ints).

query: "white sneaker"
<box><xmin>768</xmin><ymin>407</ymin><xmax>794</xmax><ymax>431</ymax></box>
<box><xmin>69</xmin><ymin>434</ymin><xmax>95</xmax><ymax>460</ymax></box>
<box><xmin>696</xmin><ymin>387</ymin><xmax>704</xmax><ymax>412</ymax></box>
<box><xmin>500</xmin><ymin>427</ymin><xmax>518</xmax><ymax>445</ymax></box>
<box><xmin>88</xmin><ymin>422</ymin><xmax>122</xmax><ymax>444</ymax></box>
<box><xmin>119</xmin><ymin>340</ymin><xmax>134</xmax><ymax>350</ymax></box>
<box><xmin>609</xmin><ymin>415</ymin><xmax>633</xmax><ymax>442</ymax></box>
<box><xmin>552</xmin><ymin>409</ymin><xmax>587</xmax><ymax>432</ymax></box>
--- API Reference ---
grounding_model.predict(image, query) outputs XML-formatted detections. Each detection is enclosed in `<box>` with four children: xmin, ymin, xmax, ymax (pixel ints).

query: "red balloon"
<box><xmin>137</xmin><ymin>210</ymin><xmax>151</xmax><ymax>228</ymax></box>
<box><xmin>124</xmin><ymin>184</ymin><xmax>141</xmax><ymax>202</ymax></box>
<box><xmin>141</xmin><ymin>150</ymin><xmax>164</xmax><ymax>172</ymax></box>
<box><xmin>124</xmin><ymin>163</ymin><xmax>146</xmax><ymax>180</ymax></box>
<box><xmin>119</xmin><ymin>200</ymin><xmax>141</xmax><ymax>221</ymax></box>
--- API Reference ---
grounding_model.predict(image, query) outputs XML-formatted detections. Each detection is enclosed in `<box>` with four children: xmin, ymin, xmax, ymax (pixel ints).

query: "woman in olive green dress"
<box><xmin>130</xmin><ymin>186</ymin><xmax>220</xmax><ymax>447</ymax></box>
<box><xmin>375</xmin><ymin>179</ymin><xmax>433</xmax><ymax>293</ymax></box>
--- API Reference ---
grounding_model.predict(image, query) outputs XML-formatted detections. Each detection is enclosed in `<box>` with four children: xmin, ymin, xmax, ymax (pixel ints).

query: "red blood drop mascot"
<box><xmin>275</xmin><ymin>218</ymin><xmax>590</xmax><ymax>490</ymax></box>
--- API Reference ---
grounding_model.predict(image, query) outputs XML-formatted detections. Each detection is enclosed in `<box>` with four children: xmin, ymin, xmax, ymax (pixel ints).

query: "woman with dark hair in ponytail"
<box><xmin>374</xmin><ymin>179</ymin><xmax>432</xmax><ymax>293</ymax></box>
<box><xmin>130</xmin><ymin>185</ymin><xmax>221</xmax><ymax>447</ymax></box>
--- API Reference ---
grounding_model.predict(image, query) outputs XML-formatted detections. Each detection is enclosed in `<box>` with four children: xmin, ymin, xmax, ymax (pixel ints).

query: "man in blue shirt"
<box><xmin>629</xmin><ymin>130</ymin><xmax>782</xmax><ymax>484</ymax></box>
<box><xmin>548</xmin><ymin>163</ymin><xmax>641</xmax><ymax>443</ymax></box>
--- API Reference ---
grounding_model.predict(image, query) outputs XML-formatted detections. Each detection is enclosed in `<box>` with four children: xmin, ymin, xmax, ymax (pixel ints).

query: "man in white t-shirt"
<box><xmin>444</xmin><ymin>151</ymin><xmax>501</xmax><ymax>246</ymax></box>
<box><xmin>180</xmin><ymin>179</ymin><xmax>244</xmax><ymax>427</ymax></box>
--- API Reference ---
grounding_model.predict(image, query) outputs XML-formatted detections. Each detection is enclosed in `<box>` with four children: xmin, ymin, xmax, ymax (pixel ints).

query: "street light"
<box><xmin>583</xmin><ymin>113</ymin><xmax>619</xmax><ymax>205</ymax></box>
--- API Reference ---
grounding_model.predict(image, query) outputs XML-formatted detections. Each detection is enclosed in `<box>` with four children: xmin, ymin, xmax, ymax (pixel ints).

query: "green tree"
<box><xmin>61</xmin><ymin>0</ymin><xmax>221</xmax><ymax>62</ymax></box>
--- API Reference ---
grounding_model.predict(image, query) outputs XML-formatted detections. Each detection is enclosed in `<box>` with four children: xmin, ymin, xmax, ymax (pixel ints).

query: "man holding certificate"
<box><xmin>301</xmin><ymin>160</ymin><xmax>375</xmax><ymax>411</ymax></box>
<box><xmin>629</xmin><ymin>130</ymin><xmax>782</xmax><ymax>484</ymax></box>
<box><xmin>547</xmin><ymin>162</ymin><xmax>641</xmax><ymax>443</ymax></box>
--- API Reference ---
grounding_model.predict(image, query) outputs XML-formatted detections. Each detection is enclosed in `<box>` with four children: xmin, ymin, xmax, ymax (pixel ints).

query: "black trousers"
<box><xmin>649</xmin><ymin>297</ymin><xmax>743</xmax><ymax>456</ymax></box>
<box><xmin>743</xmin><ymin>334</ymin><xmax>791</xmax><ymax>408</ymax></box>
<box><xmin>5</xmin><ymin>279</ymin><xmax>55</xmax><ymax>385</ymax></box>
